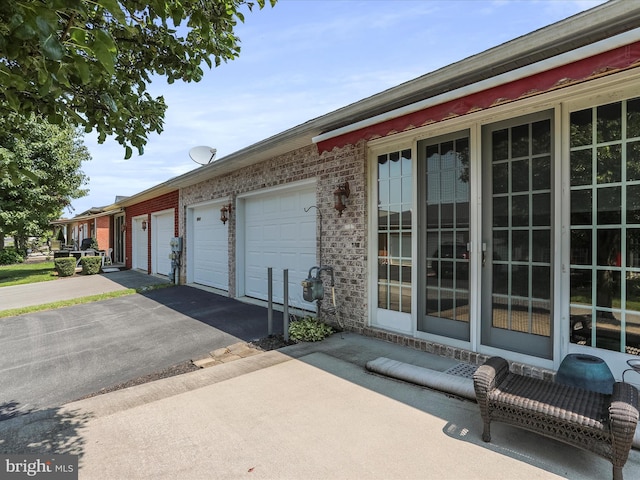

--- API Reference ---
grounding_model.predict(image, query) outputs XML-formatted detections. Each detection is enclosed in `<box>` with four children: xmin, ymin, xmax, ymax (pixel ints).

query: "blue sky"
<box><xmin>70</xmin><ymin>0</ymin><xmax>607</xmax><ymax>215</ymax></box>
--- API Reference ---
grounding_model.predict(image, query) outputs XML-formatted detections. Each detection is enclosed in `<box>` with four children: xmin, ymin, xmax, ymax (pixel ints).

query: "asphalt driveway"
<box><xmin>0</xmin><ymin>285</ymin><xmax>283</xmax><ymax>419</ymax></box>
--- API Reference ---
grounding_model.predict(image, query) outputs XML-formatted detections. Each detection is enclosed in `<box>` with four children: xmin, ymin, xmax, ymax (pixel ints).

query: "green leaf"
<box><xmin>124</xmin><ymin>146</ymin><xmax>132</xmax><ymax>159</ymax></box>
<box><xmin>75</xmin><ymin>58</ymin><xmax>90</xmax><ymax>84</ymax></box>
<box><xmin>42</xmin><ymin>34</ymin><xmax>65</xmax><ymax>61</ymax></box>
<box><xmin>47</xmin><ymin>112</ymin><xmax>64</xmax><ymax>124</ymax></box>
<box><xmin>96</xmin><ymin>0</ymin><xmax>126</xmax><ymax>23</ymax></box>
<box><xmin>69</xmin><ymin>27</ymin><xmax>87</xmax><ymax>46</ymax></box>
<box><xmin>92</xmin><ymin>42</ymin><xmax>115</xmax><ymax>75</ymax></box>
<box><xmin>100</xmin><ymin>93</ymin><xmax>118</xmax><ymax>112</ymax></box>
<box><xmin>95</xmin><ymin>29</ymin><xmax>117</xmax><ymax>54</ymax></box>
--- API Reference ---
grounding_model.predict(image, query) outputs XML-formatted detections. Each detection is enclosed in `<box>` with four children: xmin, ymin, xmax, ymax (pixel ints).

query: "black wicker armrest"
<box><xmin>609</xmin><ymin>382</ymin><xmax>639</xmax><ymax>476</ymax></box>
<box><xmin>473</xmin><ymin>357</ymin><xmax>510</xmax><ymax>442</ymax></box>
<box><xmin>473</xmin><ymin>356</ymin><xmax>509</xmax><ymax>396</ymax></box>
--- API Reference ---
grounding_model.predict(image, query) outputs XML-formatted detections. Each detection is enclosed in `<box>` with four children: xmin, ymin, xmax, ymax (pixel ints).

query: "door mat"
<box><xmin>101</xmin><ymin>267</ymin><xmax>120</xmax><ymax>273</ymax></box>
<box><xmin>444</xmin><ymin>363</ymin><xmax>478</xmax><ymax>379</ymax></box>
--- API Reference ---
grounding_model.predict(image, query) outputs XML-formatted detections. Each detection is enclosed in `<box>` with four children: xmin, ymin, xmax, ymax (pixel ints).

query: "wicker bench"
<box><xmin>473</xmin><ymin>356</ymin><xmax>639</xmax><ymax>480</ymax></box>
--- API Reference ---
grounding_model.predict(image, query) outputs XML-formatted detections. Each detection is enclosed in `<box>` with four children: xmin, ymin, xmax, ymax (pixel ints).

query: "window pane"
<box><xmin>627</xmin><ymin>141</ymin><xmax>640</xmax><ymax>181</ymax></box>
<box><xmin>493</xmin><ymin>264</ymin><xmax>508</xmax><ymax>295</ymax></box>
<box><xmin>597</xmin><ymin>229</ymin><xmax>620</xmax><ymax>267</ymax></box>
<box><xmin>512</xmin><ymin>230</ymin><xmax>529</xmax><ymax>262</ymax></box>
<box><xmin>532</xmin><ymin>119</ymin><xmax>551</xmax><ymax>154</ymax></box>
<box><xmin>596</xmin><ymin>271</ymin><xmax>621</xmax><ymax>308</ymax></box>
<box><xmin>532</xmin><ymin>266</ymin><xmax>550</xmax><ymax>300</ymax></box>
<box><xmin>628</xmin><ymin>229</ymin><xmax>640</xmax><ymax>268</ymax></box>
<box><xmin>597</xmin><ymin>144</ymin><xmax>621</xmax><ymax>184</ymax></box>
<box><xmin>626</xmin><ymin>311</ymin><xmax>640</xmax><ymax>356</ymax></box>
<box><xmin>512</xmin><ymin>124</ymin><xmax>529</xmax><ymax>158</ymax></box>
<box><xmin>511</xmin><ymin>195</ymin><xmax>529</xmax><ymax>227</ymax></box>
<box><xmin>493</xmin><ymin>163</ymin><xmax>508</xmax><ymax>194</ymax></box>
<box><xmin>378</xmin><ymin>155</ymin><xmax>389</xmax><ymax>179</ymax></box>
<box><xmin>571</xmin><ymin>230</ymin><xmax>592</xmax><ymax>265</ymax></box>
<box><xmin>532</xmin><ymin>193</ymin><xmax>550</xmax><ymax>226</ymax></box>
<box><xmin>512</xmin><ymin>159</ymin><xmax>529</xmax><ymax>192</ymax></box>
<box><xmin>597</xmin><ymin>102</ymin><xmax>622</xmax><ymax>143</ymax></box>
<box><xmin>570</xmin><ymin>268</ymin><xmax>592</xmax><ymax>305</ymax></box>
<box><xmin>570</xmin><ymin>149</ymin><xmax>592</xmax><ymax>186</ymax></box>
<box><xmin>597</xmin><ymin>186</ymin><xmax>621</xmax><ymax>225</ymax></box>
<box><xmin>532</xmin><ymin>230</ymin><xmax>551</xmax><ymax>263</ymax></box>
<box><xmin>493</xmin><ymin>129</ymin><xmax>509</xmax><ymax>161</ymax></box>
<box><xmin>402</xmin><ymin>176</ymin><xmax>412</xmax><ymax>204</ymax></box>
<box><xmin>512</xmin><ymin>265</ymin><xmax>529</xmax><ymax>296</ymax></box>
<box><xmin>378</xmin><ymin>284</ymin><xmax>388</xmax><ymax>309</ymax></box>
<box><xmin>493</xmin><ymin>197</ymin><xmax>508</xmax><ymax>227</ymax></box>
<box><xmin>532</xmin><ymin>156</ymin><xmax>550</xmax><ymax>190</ymax></box>
<box><xmin>626</xmin><ymin>275</ymin><xmax>640</xmax><ymax>313</ymax></box>
<box><xmin>390</xmin><ymin>178</ymin><xmax>401</xmax><ymax>204</ymax></box>
<box><xmin>456</xmin><ymin>202</ymin><xmax>469</xmax><ymax>229</ymax></box>
<box><xmin>595</xmin><ymin>310</ymin><xmax>621</xmax><ymax>352</ymax></box>
<box><xmin>627</xmin><ymin>185</ymin><xmax>640</xmax><ymax>224</ymax></box>
<box><xmin>378</xmin><ymin>179</ymin><xmax>389</xmax><ymax>205</ymax></box>
<box><xmin>426</xmin><ymin>204</ymin><xmax>439</xmax><ymax>228</ymax></box>
<box><xmin>571</xmin><ymin>189</ymin><xmax>592</xmax><ymax>225</ymax></box>
<box><xmin>628</xmin><ymin>98</ymin><xmax>640</xmax><ymax>139</ymax></box>
<box><xmin>571</xmin><ymin>109</ymin><xmax>592</xmax><ymax>147</ymax></box>
<box><xmin>441</xmin><ymin>203</ymin><xmax>453</xmax><ymax>228</ymax></box>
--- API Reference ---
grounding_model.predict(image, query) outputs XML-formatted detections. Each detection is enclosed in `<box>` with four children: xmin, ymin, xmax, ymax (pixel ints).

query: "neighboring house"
<box><xmin>51</xmin><ymin>206</ymin><xmax>122</xmax><ymax>255</ymax></box>
<box><xmin>74</xmin><ymin>2</ymin><xmax>640</xmax><ymax>380</ymax></box>
<box><xmin>117</xmin><ymin>188</ymin><xmax>179</xmax><ymax>275</ymax></box>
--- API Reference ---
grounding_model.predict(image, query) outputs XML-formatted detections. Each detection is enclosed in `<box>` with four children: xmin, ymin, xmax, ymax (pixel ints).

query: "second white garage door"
<box><xmin>190</xmin><ymin>203</ymin><xmax>229</xmax><ymax>290</ymax></box>
<box><xmin>242</xmin><ymin>184</ymin><xmax>316</xmax><ymax>310</ymax></box>
<box><xmin>152</xmin><ymin>210</ymin><xmax>174</xmax><ymax>276</ymax></box>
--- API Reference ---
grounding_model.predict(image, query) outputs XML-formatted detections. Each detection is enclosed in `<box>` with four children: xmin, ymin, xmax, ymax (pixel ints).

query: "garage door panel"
<box><xmin>243</xmin><ymin>185</ymin><xmax>316</xmax><ymax>309</ymax></box>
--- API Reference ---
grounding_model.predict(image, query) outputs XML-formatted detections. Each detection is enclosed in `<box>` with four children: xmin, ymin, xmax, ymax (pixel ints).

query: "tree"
<box><xmin>0</xmin><ymin>0</ymin><xmax>276</xmax><ymax>164</ymax></box>
<box><xmin>0</xmin><ymin>114</ymin><xmax>89</xmax><ymax>252</ymax></box>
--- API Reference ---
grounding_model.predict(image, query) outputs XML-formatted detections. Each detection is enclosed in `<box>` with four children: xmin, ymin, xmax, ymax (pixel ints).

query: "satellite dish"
<box><xmin>189</xmin><ymin>146</ymin><xmax>217</xmax><ymax>165</ymax></box>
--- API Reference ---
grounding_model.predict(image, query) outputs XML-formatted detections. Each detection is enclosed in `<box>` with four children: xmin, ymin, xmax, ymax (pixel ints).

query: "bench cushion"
<box><xmin>489</xmin><ymin>373</ymin><xmax>609</xmax><ymax>431</ymax></box>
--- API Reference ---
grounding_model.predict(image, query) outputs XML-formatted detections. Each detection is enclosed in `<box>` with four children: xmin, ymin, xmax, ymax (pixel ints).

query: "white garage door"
<box><xmin>191</xmin><ymin>203</ymin><xmax>229</xmax><ymax>290</ymax></box>
<box><xmin>152</xmin><ymin>210</ymin><xmax>174</xmax><ymax>276</ymax></box>
<box><xmin>243</xmin><ymin>184</ymin><xmax>316</xmax><ymax>310</ymax></box>
<box><xmin>133</xmin><ymin>217</ymin><xmax>148</xmax><ymax>271</ymax></box>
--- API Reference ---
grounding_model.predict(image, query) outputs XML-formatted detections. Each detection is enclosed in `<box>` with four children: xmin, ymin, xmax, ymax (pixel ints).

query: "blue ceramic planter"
<box><xmin>556</xmin><ymin>354</ymin><xmax>615</xmax><ymax>394</ymax></box>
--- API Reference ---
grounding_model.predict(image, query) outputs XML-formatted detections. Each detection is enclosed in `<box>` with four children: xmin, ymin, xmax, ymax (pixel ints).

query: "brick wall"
<box><xmin>95</xmin><ymin>216</ymin><xmax>110</xmax><ymax>251</ymax></box>
<box><xmin>180</xmin><ymin>141</ymin><xmax>369</xmax><ymax>331</ymax></box>
<box><xmin>125</xmin><ymin>191</ymin><xmax>179</xmax><ymax>271</ymax></box>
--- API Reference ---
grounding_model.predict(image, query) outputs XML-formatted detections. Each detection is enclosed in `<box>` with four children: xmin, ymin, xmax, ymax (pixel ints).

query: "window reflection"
<box><xmin>570</xmin><ymin>97</ymin><xmax>640</xmax><ymax>355</ymax></box>
<box><xmin>421</xmin><ymin>134</ymin><xmax>470</xmax><ymax>340</ymax></box>
<box><xmin>377</xmin><ymin>149</ymin><xmax>412</xmax><ymax>313</ymax></box>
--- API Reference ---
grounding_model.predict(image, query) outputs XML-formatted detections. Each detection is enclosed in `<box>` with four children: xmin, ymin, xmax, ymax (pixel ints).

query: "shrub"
<box><xmin>55</xmin><ymin>257</ymin><xmax>76</xmax><ymax>277</ymax></box>
<box><xmin>0</xmin><ymin>248</ymin><xmax>24</xmax><ymax>265</ymax></box>
<box><xmin>88</xmin><ymin>237</ymin><xmax>99</xmax><ymax>250</ymax></box>
<box><xmin>81</xmin><ymin>256</ymin><xmax>102</xmax><ymax>275</ymax></box>
<box><xmin>289</xmin><ymin>316</ymin><xmax>334</xmax><ymax>342</ymax></box>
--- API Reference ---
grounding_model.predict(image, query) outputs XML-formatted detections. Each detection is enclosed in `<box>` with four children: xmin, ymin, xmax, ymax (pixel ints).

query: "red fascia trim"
<box><xmin>317</xmin><ymin>42</ymin><xmax>640</xmax><ymax>153</ymax></box>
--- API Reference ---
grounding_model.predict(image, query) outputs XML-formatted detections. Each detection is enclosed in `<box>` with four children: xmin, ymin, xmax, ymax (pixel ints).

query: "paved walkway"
<box><xmin>1</xmin><ymin>270</ymin><xmax>639</xmax><ymax>479</ymax></box>
<box><xmin>0</xmin><ymin>269</ymin><xmax>169</xmax><ymax>311</ymax></box>
<box><xmin>1</xmin><ymin>333</ymin><xmax>639</xmax><ymax>479</ymax></box>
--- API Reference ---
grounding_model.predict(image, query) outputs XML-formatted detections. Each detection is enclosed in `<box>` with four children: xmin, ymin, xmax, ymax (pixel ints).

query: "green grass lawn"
<box><xmin>0</xmin><ymin>261</ymin><xmax>57</xmax><ymax>287</ymax></box>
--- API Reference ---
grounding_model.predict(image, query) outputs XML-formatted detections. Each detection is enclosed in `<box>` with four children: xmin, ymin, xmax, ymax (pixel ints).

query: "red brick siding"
<box><xmin>124</xmin><ymin>191</ymin><xmax>179</xmax><ymax>271</ymax></box>
<box><xmin>95</xmin><ymin>216</ymin><xmax>110</xmax><ymax>251</ymax></box>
